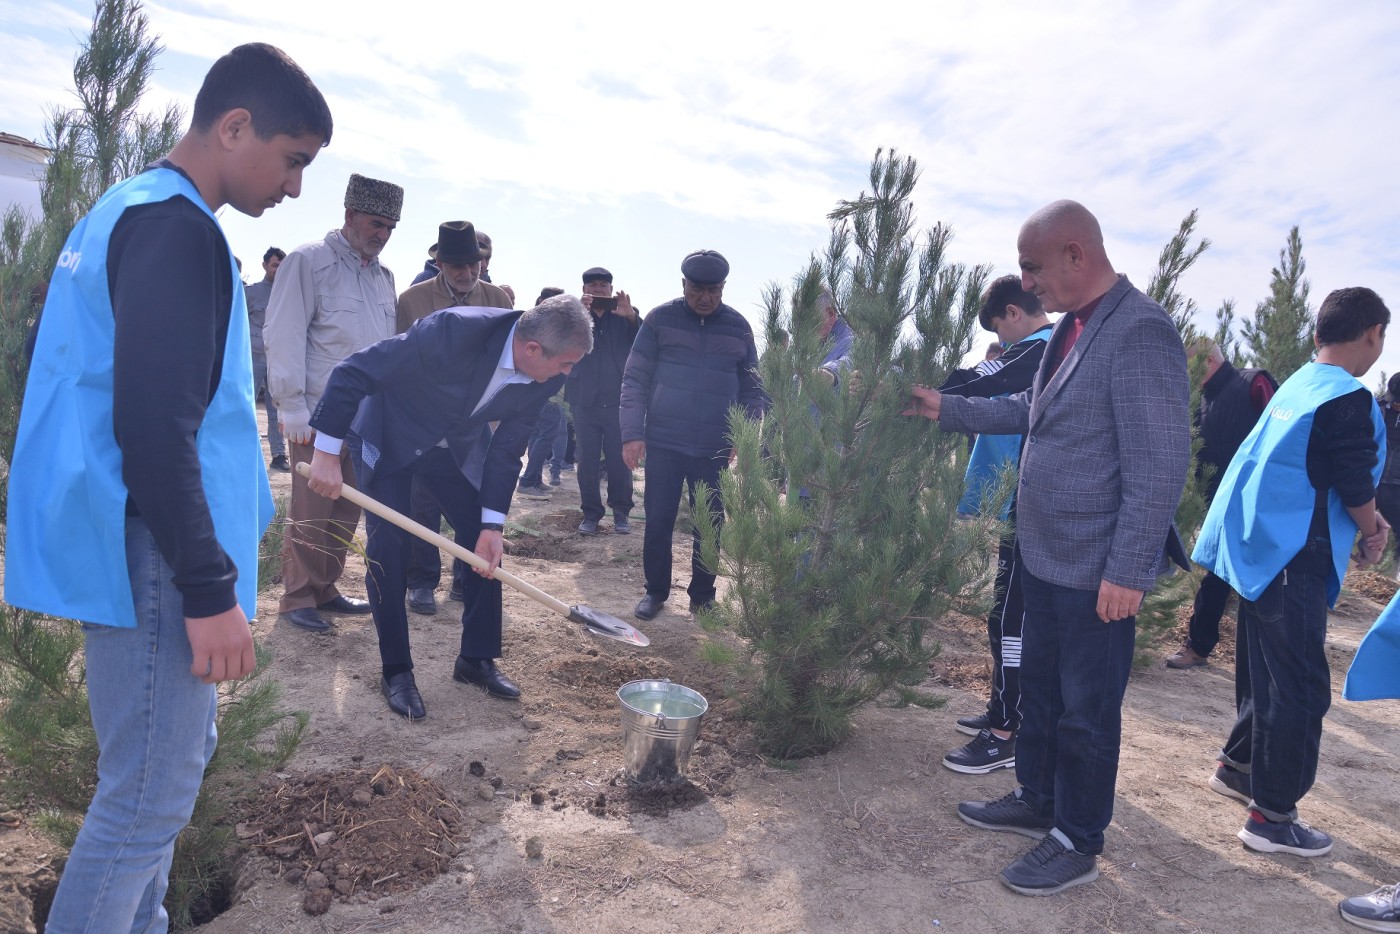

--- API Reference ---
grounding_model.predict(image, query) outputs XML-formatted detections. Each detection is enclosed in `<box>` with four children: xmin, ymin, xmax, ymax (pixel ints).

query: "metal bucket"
<box><xmin>617</xmin><ymin>680</ymin><xmax>708</xmax><ymax>783</ymax></box>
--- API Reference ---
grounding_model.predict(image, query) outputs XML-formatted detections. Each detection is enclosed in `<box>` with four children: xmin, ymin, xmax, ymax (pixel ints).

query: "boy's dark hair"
<box><xmin>535</xmin><ymin>286</ymin><xmax>565</xmax><ymax>306</ymax></box>
<box><xmin>1388</xmin><ymin>372</ymin><xmax>1400</xmax><ymax>398</ymax></box>
<box><xmin>978</xmin><ymin>274</ymin><xmax>1041</xmax><ymax>332</ymax></box>
<box><xmin>263</xmin><ymin>246</ymin><xmax>286</xmax><ymax>263</ymax></box>
<box><xmin>191</xmin><ymin>43</ymin><xmax>333</xmax><ymax>145</ymax></box>
<box><xmin>1316</xmin><ymin>287</ymin><xmax>1390</xmax><ymax>346</ymax></box>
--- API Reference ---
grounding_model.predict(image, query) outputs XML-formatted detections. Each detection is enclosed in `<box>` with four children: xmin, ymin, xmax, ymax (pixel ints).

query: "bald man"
<box><xmin>906</xmin><ymin>200</ymin><xmax>1191</xmax><ymax>895</ymax></box>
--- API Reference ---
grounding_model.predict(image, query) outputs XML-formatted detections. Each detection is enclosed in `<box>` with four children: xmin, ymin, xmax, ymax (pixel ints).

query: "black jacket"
<box><xmin>1197</xmin><ymin>361</ymin><xmax>1267</xmax><ymax>499</ymax></box>
<box><xmin>565</xmin><ymin>307</ymin><xmax>640</xmax><ymax>411</ymax></box>
<box><xmin>619</xmin><ymin>298</ymin><xmax>767</xmax><ymax>457</ymax></box>
<box><xmin>311</xmin><ymin>307</ymin><xmax>562</xmax><ymax>513</ymax></box>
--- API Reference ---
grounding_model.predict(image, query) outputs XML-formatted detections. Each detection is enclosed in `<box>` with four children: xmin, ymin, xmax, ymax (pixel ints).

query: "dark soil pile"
<box><xmin>1349</xmin><ymin>570</ymin><xmax>1399</xmax><ymax>604</ymax></box>
<box><xmin>236</xmin><ymin>764</ymin><xmax>462</xmax><ymax>915</ymax></box>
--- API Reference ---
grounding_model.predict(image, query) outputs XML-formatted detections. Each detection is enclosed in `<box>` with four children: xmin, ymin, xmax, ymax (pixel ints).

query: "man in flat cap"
<box><xmin>265</xmin><ymin>172</ymin><xmax>403</xmax><ymax>632</ymax></box>
<box><xmin>567</xmin><ymin>266</ymin><xmax>640</xmax><ymax>535</ymax></box>
<box><xmin>396</xmin><ymin>221</ymin><xmax>514</xmax><ymax>614</ymax></box>
<box><xmin>620</xmin><ymin>250</ymin><xmax>767</xmax><ymax>619</ymax></box>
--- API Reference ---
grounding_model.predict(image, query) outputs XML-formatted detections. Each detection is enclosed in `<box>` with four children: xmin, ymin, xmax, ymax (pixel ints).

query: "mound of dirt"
<box><xmin>1349</xmin><ymin>570</ymin><xmax>1399</xmax><ymax>604</ymax></box>
<box><xmin>236</xmin><ymin>764</ymin><xmax>462</xmax><ymax>915</ymax></box>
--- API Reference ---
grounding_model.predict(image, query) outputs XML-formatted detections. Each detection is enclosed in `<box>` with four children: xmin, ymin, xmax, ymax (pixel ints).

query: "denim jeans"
<box><xmin>1218</xmin><ymin>566</ymin><xmax>1331</xmax><ymax>821</ymax></box>
<box><xmin>251</xmin><ymin>353</ymin><xmax>284</xmax><ymax>458</ymax></box>
<box><xmin>520</xmin><ymin>401</ymin><xmax>563</xmax><ymax>486</ymax></box>
<box><xmin>47</xmin><ymin>517</ymin><xmax>220</xmax><ymax>933</ymax></box>
<box><xmin>641</xmin><ymin>446</ymin><xmax>727</xmax><ymax>603</ymax></box>
<box><xmin>1015</xmin><ymin>570</ymin><xmax>1135</xmax><ymax>856</ymax></box>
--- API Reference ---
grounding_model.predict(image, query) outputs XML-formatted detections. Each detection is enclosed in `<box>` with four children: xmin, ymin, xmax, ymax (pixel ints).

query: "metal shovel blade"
<box><xmin>569</xmin><ymin>605</ymin><xmax>651</xmax><ymax>646</ymax></box>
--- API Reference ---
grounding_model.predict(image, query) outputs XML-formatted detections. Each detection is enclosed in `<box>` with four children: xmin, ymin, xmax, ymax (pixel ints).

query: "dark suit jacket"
<box><xmin>939</xmin><ymin>276</ymin><xmax>1191</xmax><ymax>592</ymax></box>
<box><xmin>311</xmin><ymin>306</ymin><xmax>563</xmax><ymax>514</ymax></box>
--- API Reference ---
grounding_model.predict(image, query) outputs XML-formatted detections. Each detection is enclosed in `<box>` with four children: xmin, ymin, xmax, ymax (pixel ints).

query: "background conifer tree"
<box><xmin>698</xmin><ymin>150</ymin><xmax>993</xmax><ymax>758</ymax></box>
<box><xmin>1241</xmin><ymin>226</ymin><xmax>1314</xmax><ymax>381</ymax></box>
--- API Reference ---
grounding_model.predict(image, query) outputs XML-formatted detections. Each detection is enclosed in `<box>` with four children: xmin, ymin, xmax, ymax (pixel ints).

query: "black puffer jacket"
<box><xmin>619</xmin><ymin>298</ymin><xmax>767</xmax><ymax>457</ymax></box>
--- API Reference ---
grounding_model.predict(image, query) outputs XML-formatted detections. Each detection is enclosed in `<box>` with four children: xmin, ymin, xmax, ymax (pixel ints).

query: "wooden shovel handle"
<box><xmin>294</xmin><ymin>462</ymin><xmax>571</xmax><ymax>616</ymax></box>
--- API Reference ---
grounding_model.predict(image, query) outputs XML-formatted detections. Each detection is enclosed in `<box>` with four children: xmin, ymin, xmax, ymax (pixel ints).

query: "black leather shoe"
<box><xmin>317</xmin><ymin>595</ymin><xmax>372</xmax><ymax>615</ymax></box>
<box><xmin>285</xmin><ymin>608</ymin><xmax>331</xmax><ymax>632</ymax></box>
<box><xmin>381</xmin><ymin>672</ymin><xmax>426</xmax><ymax>720</ymax></box>
<box><xmin>634</xmin><ymin>595</ymin><xmax>665</xmax><ymax>620</ymax></box>
<box><xmin>452</xmin><ymin>656</ymin><xmax>521</xmax><ymax>699</ymax></box>
<box><xmin>407</xmin><ymin>587</ymin><xmax>437</xmax><ymax>615</ymax></box>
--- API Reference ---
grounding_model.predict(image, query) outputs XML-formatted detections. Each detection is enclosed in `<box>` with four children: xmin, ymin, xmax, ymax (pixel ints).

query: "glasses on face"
<box><xmin>684</xmin><ymin>280</ymin><xmax>724</xmax><ymax>297</ymax></box>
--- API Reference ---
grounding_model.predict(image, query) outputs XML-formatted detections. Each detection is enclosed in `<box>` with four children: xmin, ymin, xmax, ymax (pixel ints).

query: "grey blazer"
<box><xmin>940</xmin><ymin>275</ymin><xmax>1191</xmax><ymax>592</ymax></box>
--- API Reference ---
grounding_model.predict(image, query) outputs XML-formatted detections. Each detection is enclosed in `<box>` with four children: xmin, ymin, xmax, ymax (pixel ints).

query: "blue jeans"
<box><xmin>47</xmin><ymin>517</ymin><xmax>220</xmax><ymax>933</ymax></box>
<box><xmin>1218</xmin><ymin>565</ymin><xmax>1331</xmax><ymax>821</ymax></box>
<box><xmin>251</xmin><ymin>353</ymin><xmax>284</xmax><ymax>458</ymax></box>
<box><xmin>520</xmin><ymin>401</ymin><xmax>564</xmax><ymax>486</ymax></box>
<box><xmin>1014</xmin><ymin>570</ymin><xmax>1135</xmax><ymax>856</ymax></box>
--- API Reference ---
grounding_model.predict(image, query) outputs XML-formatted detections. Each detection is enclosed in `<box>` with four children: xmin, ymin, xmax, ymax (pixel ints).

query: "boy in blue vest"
<box><xmin>938</xmin><ymin>275</ymin><xmax>1052</xmax><ymax>774</ymax></box>
<box><xmin>4</xmin><ymin>44</ymin><xmax>331</xmax><ymax>931</ymax></box>
<box><xmin>1193</xmin><ymin>287</ymin><xmax>1391</xmax><ymax>858</ymax></box>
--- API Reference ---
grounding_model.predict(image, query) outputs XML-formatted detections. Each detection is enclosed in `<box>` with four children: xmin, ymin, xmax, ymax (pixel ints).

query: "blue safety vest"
<box><xmin>4</xmin><ymin>167</ymin><xmax>272</xmax><ymax>627</ymax></box>
<box><xmin>1345</xmin><ymin>590</ymin><xmax>1400</xmax><ymax>701</ymax></box>
<box><xmin>957</xmin><ymin>329</ymin><xmax>1052</xmax><ymax>518</ymax></box>
<box><xmin>1192</xmin><ymin>361</ymin><xmax>1384</xmax><ymax>607</ymax></box>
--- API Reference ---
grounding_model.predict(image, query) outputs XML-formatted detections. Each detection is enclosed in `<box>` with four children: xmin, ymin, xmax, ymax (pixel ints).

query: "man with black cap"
<box><xmin>396</xmin><ymin>221</ymin><xmax>514</xmax><ymax>614</ymax></box>
<box><xmin>620</xmin><ymin>250</ymin><xmax>767</xmax><ymax>619</ymax></box>
<box><xmin>568</xmin><ymin>266</ymin><xmax>640</xmax><ymax>535</ymax></box>
<box><xmin>265</xmin><ymin>171</ymin><xmax>403</xmax><ymax>633</ymax></box>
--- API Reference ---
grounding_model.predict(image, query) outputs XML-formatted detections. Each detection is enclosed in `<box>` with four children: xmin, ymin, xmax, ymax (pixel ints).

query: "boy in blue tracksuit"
<box><xmin>1193</xmin><ymin>287</ymin><xmax>1391</xmax><ymax>859</ymax></box>
<box><xmin>4</xmin><ymin>45</ymin><xmax>331</xmax><ymax>931</ymax></box>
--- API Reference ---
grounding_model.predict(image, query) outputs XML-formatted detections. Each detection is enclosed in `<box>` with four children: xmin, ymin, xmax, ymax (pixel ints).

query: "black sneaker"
<box><xmin>957</xmin><ymin>790</ymin><xmax>1052</xmax><ymax>839</ymax></box>
<box><xmin>1000</xmin><ymin>831</ymin><xmax>1099</xmax><ymax>896</ymax></box>
<box><xmin>1209</xmin><ymin>764</ymin><xmax>1251</xmax><ymax>806</ymax></box>
<box><xmin>943</xmin><ymin>730</ymin><xmax>1016</xmax><ymax>774</ymax></box>
<box><xmin>269</xmin><ymin>454</ymin><xmax>290</xmax><ymax>471</ymax></box>
<box><xmin>1339</xmin><ymin>882</ymin><xmax>1400</xmax><ymax>932</ymax></box>
<box><xmin>956</xmin><ymin>712</ymin><xmax>991</xmax><ymax>737</ymax></box>
<box><xmin>1238</xmin><ymin>809</ymin><xmax>1333</xmax><ymax>857</ymax></box>
<box><xmin>517</xmin><ymin>483</ymin><xmax>552</xmax><ymax>500</ymax></box>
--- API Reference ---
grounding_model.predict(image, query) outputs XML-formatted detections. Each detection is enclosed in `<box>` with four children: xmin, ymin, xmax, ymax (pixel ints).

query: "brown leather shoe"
<box><xmin>1165</xmin><ymin>644</ymin><xmax>1209</xmax><ymax>669</ymax></box>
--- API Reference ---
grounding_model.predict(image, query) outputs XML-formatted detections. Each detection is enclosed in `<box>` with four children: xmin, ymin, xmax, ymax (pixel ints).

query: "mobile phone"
<box><xmin>591</xmin><ymin>296</ymin><xmax>618</xmax><ymax>313</ymax></box>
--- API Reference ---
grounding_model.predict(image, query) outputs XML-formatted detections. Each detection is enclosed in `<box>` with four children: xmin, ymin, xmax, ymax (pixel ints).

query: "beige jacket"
<box><xmin>396</xmin><ymin>275</ymin><xmax>513</xmax><ymax>333</ymax></box>
<box><xmin>264</xmin><ymin>230</ymin><xmax>398</xmax><ymax>421</ymax></box>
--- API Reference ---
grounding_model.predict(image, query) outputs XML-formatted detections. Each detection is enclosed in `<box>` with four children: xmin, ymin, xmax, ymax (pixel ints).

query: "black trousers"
<box><xmin>573</xmin><ymin>404</ymin><xmax>633</xmax><ymax>522</ymax></box>
<box><xmin>984</xmin><ymin>534</ymin><xmax>1025</xmax><ymax>732</ymax></box>
<box><xmin>1185</xmin><ymin>570</ymin><xmax>1233</xmax><ymax>658</ymax></box>
<box><xmin>405</xmin><ymin>475</ymin><xmax>467</xmax><ymax>595</ymax></box>
<box><xmin>358</xmin><ymin>447</ymin><xmax>504</xmax><ymax>673</ymax></box>
<box><xmin>642</xmin><ymin>446</ymin><xmax>727</xmax><ymax>603</ymax></box>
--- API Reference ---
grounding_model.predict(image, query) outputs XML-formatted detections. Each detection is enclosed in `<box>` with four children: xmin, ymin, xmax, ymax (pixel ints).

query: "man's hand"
<box><xmin>1097</xmin><ymin>580</ymin><xmax>1144</xmax><ymax>623</ymax></box>
<box><xmin>615</xmin><ymin>290</ymin><xmax>636</xmax><ymax>320</ymax></box>
<box><xmin>306</xmin><ymin>448</ymin><xmax>343</xmax><ymax>499</ymax></box>
<box><xmin>474</xmin><ymin>528</ymin><xmax>504</xmax><ymax>578</ymax></box>
<box><xmin>903</xmin><ymin>385</ymin><xmax>942</xmax><ymax>421</ymax></box>
<box><xmin>623</xmin><ymin>439</ymin><xmax>646</xmax><ymax>470</ymax></box>
<box><xmin>186</xmin><ymin>606</ymin><xmax>256</xmax><ymax>684</ymax></box>
<box><xmin>279</xmin><ymin>409</ymin><xmax>313</xmax><ymax>445</ymax></box>
<box><xmin>1357</xmin><ymin>517</ymin><xmax>1389</xmax><ymax>567</ymax></box>
<box><xmin>814</xmin><ymin>366</ymin><xmax>837</xmax><ymax>387</ymax></box>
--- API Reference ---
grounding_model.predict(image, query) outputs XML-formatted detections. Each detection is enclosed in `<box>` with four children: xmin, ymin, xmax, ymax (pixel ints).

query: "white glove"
<box><xmin>279</xmin><ymin>408</ymin><xmax>313</xmax><ymax>446</ymax></box>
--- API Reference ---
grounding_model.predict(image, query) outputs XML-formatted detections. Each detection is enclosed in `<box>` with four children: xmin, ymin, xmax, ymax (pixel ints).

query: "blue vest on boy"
<box><xmin>4</xmin><ymin>167</ymin><xmax>272</xmax><ymax>628</ymax></box>
<box><xmin>1345</xmin><ymin>589</ymin><xmax>1400</xmax><ymax>701</ymax></box>
<box><xmin>1192</xmin><ymin>362</ymin><xmax>1384</xmax><ymax>607</ymax></box>
<box><xmin>957</xmin><ymin>329</ymin><xmax>1052</xmax><ymax>518</ymax></box>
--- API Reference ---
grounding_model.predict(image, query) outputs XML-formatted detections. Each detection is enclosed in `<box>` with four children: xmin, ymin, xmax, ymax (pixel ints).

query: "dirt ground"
<box><xmin>4</xmin><ymin>419</ymin><xmax>1400</xmax><ymax>933</ymax></box>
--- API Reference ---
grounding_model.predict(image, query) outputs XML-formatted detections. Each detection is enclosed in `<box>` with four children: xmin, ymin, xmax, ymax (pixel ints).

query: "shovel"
<box><xmin>295</xmin><ymin>463</ymin><xmax>650</xmax><ymax>646</ymax></box>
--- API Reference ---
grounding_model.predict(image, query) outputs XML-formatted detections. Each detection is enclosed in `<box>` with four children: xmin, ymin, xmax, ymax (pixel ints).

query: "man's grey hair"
<box><xmin>517</xmin><ymin>294</ymin><xmax>594</xmax><ymax>356</ymax></box>
<box><xmin>818</xmin><ymin>287</ymin><xmax>837</xmax><ymax>312</ymax></box>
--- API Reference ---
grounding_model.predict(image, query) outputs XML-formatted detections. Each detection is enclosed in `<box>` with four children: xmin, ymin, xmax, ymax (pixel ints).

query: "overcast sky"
<box><xmin>3</xmin><ymin>0</ymin><xmax>1398</xmax><ymax>378</ymax></box>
